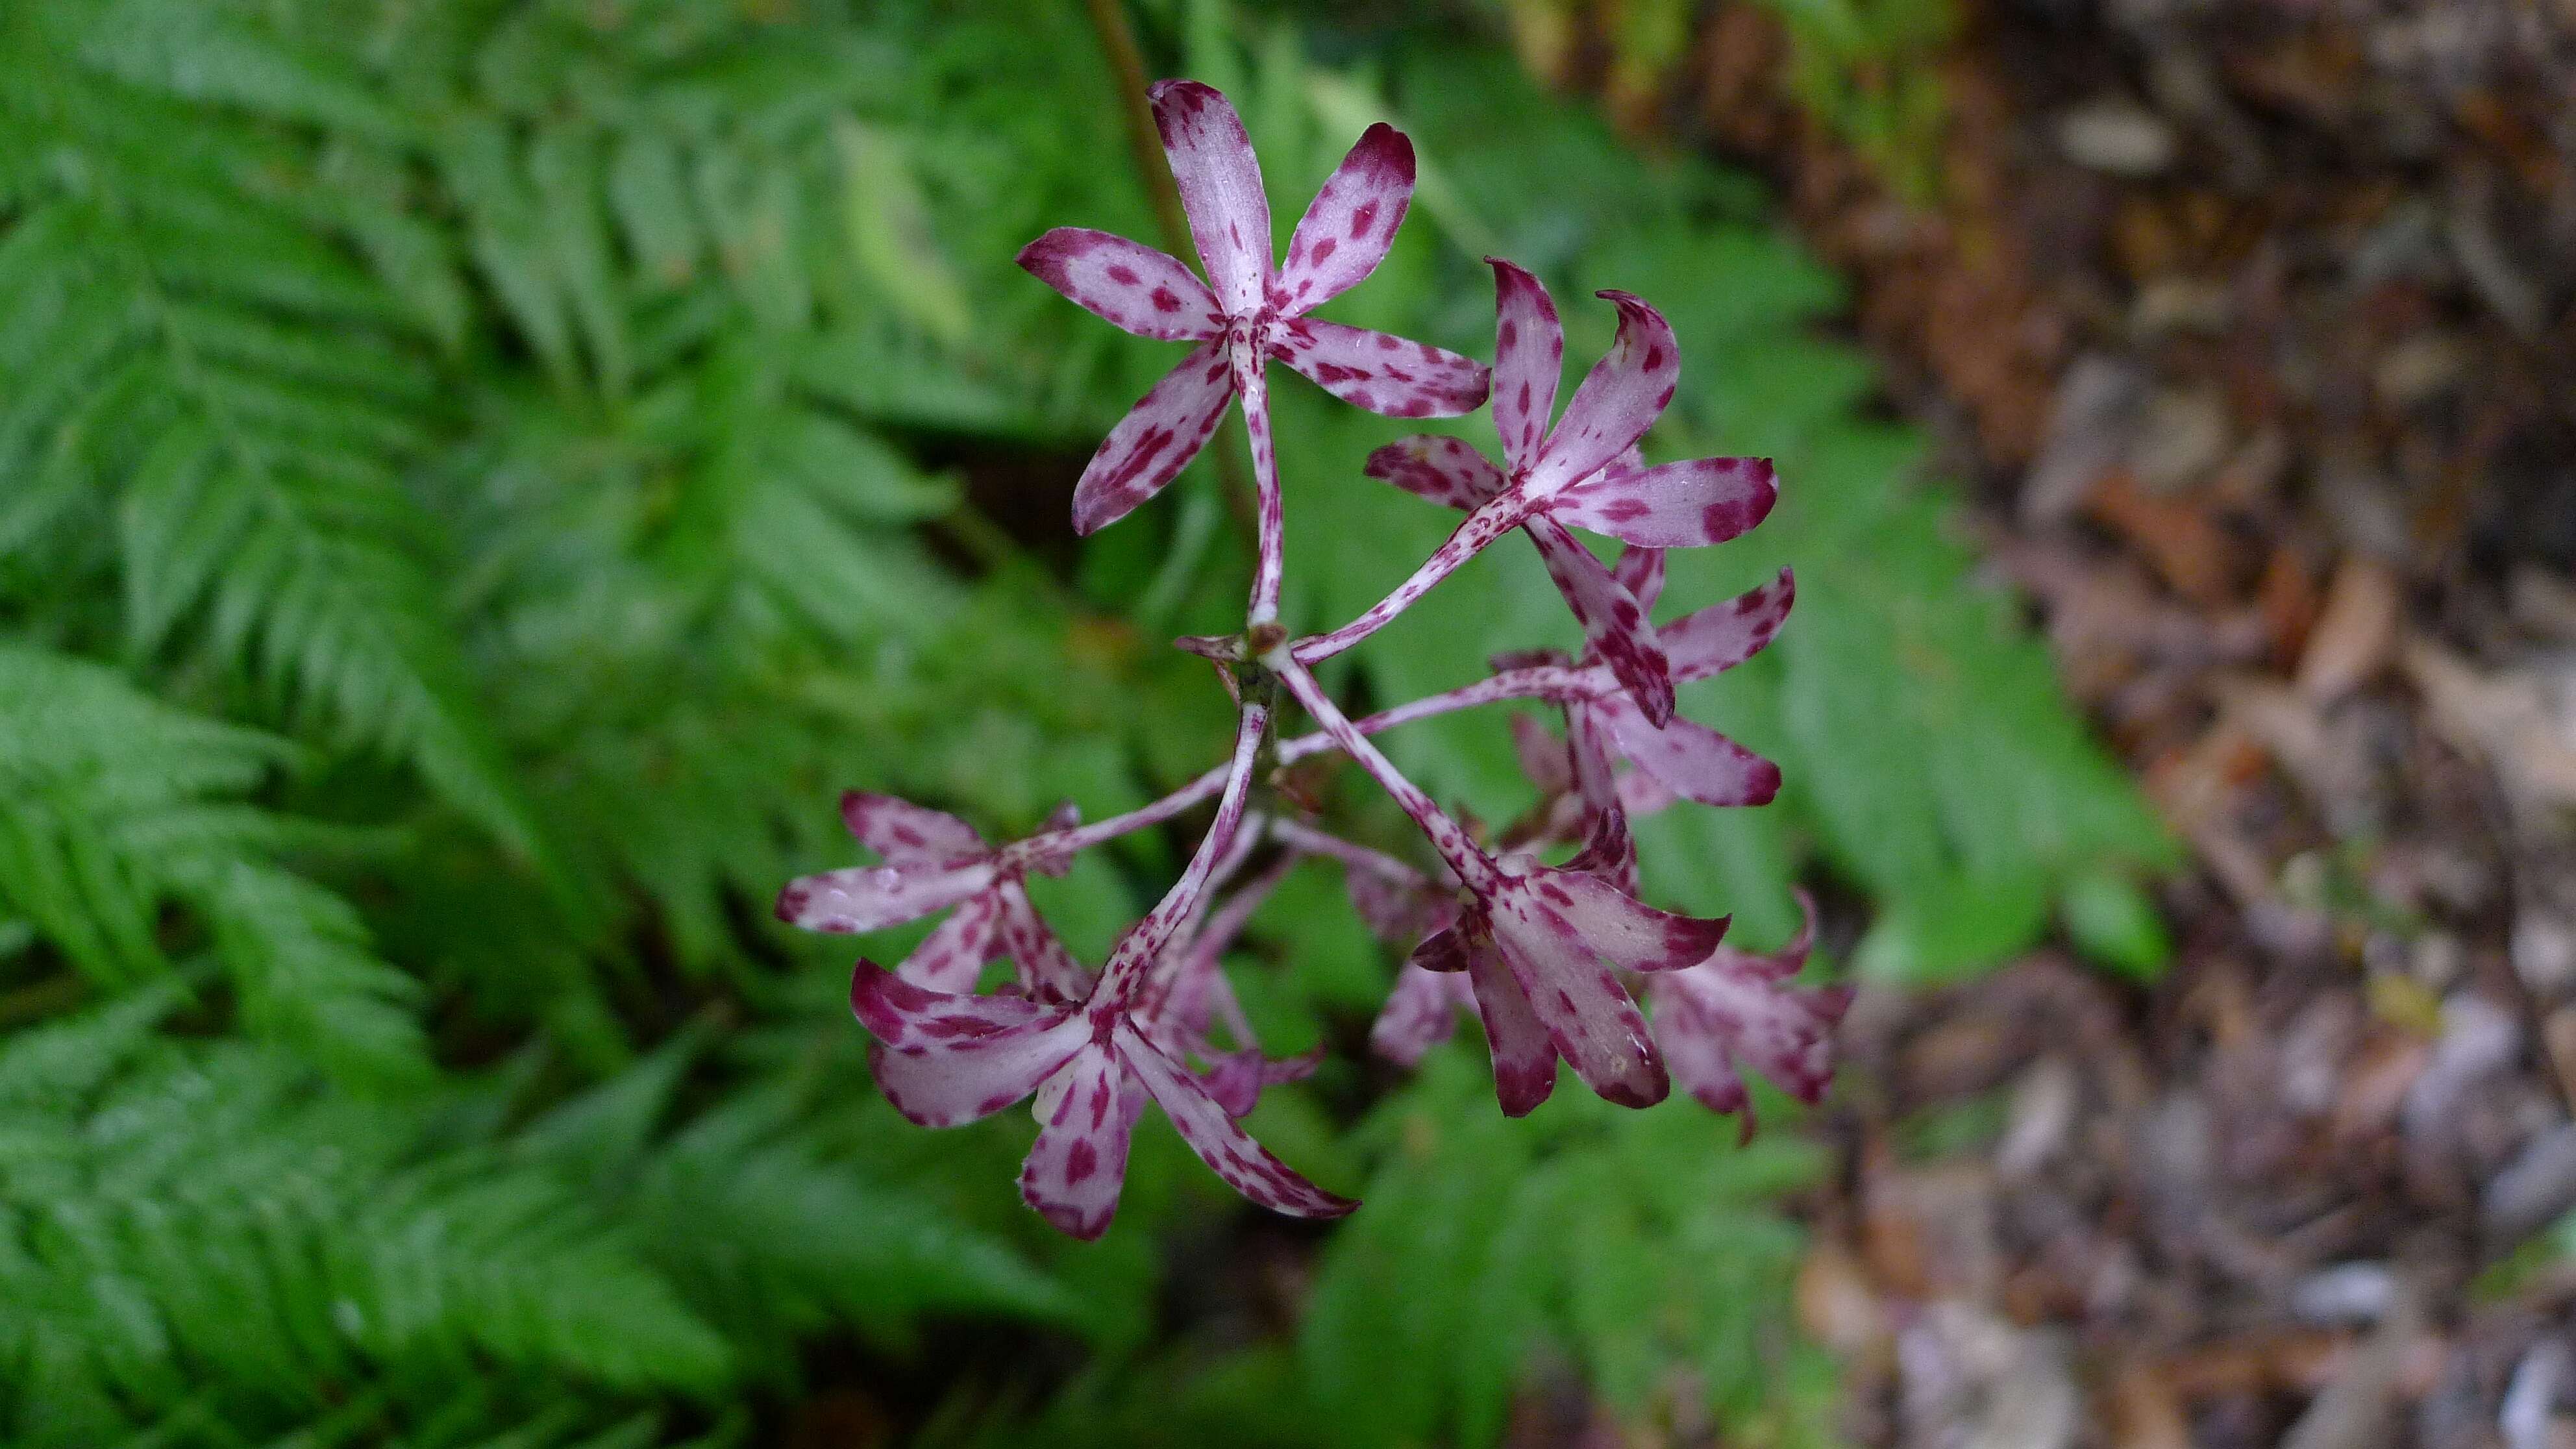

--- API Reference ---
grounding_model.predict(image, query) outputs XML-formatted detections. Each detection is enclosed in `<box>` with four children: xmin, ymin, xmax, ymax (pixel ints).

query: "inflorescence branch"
<box><xmin>775</xmin><ymin>80</ymin><xmax>1848</xmax><ymax>1239</ymax></box>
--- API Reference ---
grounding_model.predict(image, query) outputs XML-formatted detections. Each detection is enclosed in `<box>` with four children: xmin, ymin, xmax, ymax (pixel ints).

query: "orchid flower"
<box><xmin>845</xmin><ymin>706</ymin><xmax>1354</xmax><ymax>1240</ymax></box>
<box><xmin>1546</xmin><ymin>635</ymin><xmax>1851</xmax><ymax>1137</ymax></box>
<box><xmin>1312</xmin><ymin>260</ymin><xmax>1775</xmax><ymax>725</ymax></box>
<box><xmin>1269</xmin><ymin>657</ymin><xmax>1728</xmax><ymax>1114</ymax></box>
<box><xmin>781</xmin><ymin>79</ymin><xmax>1844</xmax><ymax>1237</ymax></box>
<box><xmin>1554</xmin><ymin>678</ymin><xmax>1851</xmax><ymax>1137</ymax></box>
<box><xmin>775</xmin><ymin>792</ymin><xmax>1092</xmax><ymax>1002</ymax></box>
<box><xmin>1644</xmin><ymin>893</ymin><xmax>1852</xmax><ymax>1139</ymax></box>
<box><xmin>853</xmin><ymin>960</ymin><xmax>1349</xmax><ymax>1238</ymax></box>
<box><xmin>1507</xmin><ymin>549</ymin><xmax>1800</xmax><ymax>813</ymax></box>
<box><xmin>1019</xmin><ymin>81</ymin><xmax>1489</xmax><ymax>621</ymax></box>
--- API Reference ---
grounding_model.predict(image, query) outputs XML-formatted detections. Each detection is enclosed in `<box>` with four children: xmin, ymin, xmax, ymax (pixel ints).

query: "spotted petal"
<box><xmin>1274</xmin><ymin>123</ymin><xmax>1413</xmax><ymax>316</ymax></box>
<box><xmin>1525</xmin><ymin>513</ymin><xmax>1674</xmax><ymax>726</ymax></box>
<box><xmin>1652</xmin><ymin>904</ymin><xmax>1848</xmax><ymax>1132</ymax></box>
<box><xmin>1527</xmin><ymin>291</ymin><xmax>1679</xmax><ymax>498</ymax></box>
<box><xmin>839</xmin><ymin>791</ymin><xmax>986</xmax><ymax>864</ymax></box>
<box><xmin>1552</xmin><ymin>456</ymin><xmax>1776</xmax><ymax>549</ymax></box>
<box><xmin>1612</xmin><ymin>544</ymin><xmax>1665</xmax><ymax>612</ymax></box>
<box><xmin>852</xmin><ymin>965</ymin><xmax>1087</xmax><ymax>1128</ymax></box>
<box><xmin>1465</xmin><ymin>935</ymin><xmax>1562</xmax><ymax>1116</ymax></box>
<box><xmin>776</xmin><ymin>860</ymin><xmax>995</xmax><ymax>934</ymax></box>
<box><xmin>897</xmin><ymin>891</ymin><xmax>1005</xmax><ymax>993</ymax></box>
<box><xmin>1562</xmin><ymin>697</ymin><xmax>1639</xmax><ymax>893</ymax></box>
<box><xmin>1659</xmin><ymin>568</ymin><xmax>1794</xmax><ymax>683</ymax></box>
<box><xmin>850</xmin><ymin>962</ymin><xmax>1056</xmax><ymax>1050</ymax></box>
<box><xmin>1362</xmin><ymin>434</ymin><xmax>1505</xmax><ymax>511</ymax></box>
<box><xmin>1114</xmin><ymin>1021</ymin><xmax>1356</xmax><ymax>1219</ymax></box>
<box><xmin>1370</xmin><ymin>964</ymin><xmax>1474</xmax><ymax>1067</ymax></box>
<box><xmin>996</xmin><ymin>879</ymin><xmax>1095</xmax><ymax>1003</ymax></box>
<box><xmin>1148</xmin><ymin>80</ymin><xmax>1270</xmax><ymax>316</ymax></box>
<box><xmin>1016</xmin><ymin>228</ymin><xmax>1224</xmax><ymax>341</ymax></box>
<box><xmin>1071</xmin><ymin>340</ymin><xmax>1236</xmax><ymax>536</ymax></box>
<box><xmin>1406</xmin><ymin>923</ymin><xmax>1476</xmax><ymax>974</ymax></box>
<box><xmin>1618</xmin><ymin>765</ymin><xmax>1681</xmax><ymax>817</ymax></box>
<box><xmin>1597</xmin><ymin>695</ymin><xmax>1781</xmax><ymax>808</ymax></box>
<box><xmin>1016</xmin><ymin>1042</ymin><xmax>1148</xmax><ymax>1239</ymax></box>
<box><xmin>1489</xmin><ymin>861</ymin><xmax>1729</xmax><ymax>974</ymax></box>
<box><xmin>1487</xmin><ymin>258</ymin><xmax>1564</xmax><ymax>472</ymax></box>
<box><xmin>1270</xmin><ymin>317</ymin><xmax>1488</xmax><ymax>419</ymax></box>
<box><xmin>1485</xmin><ymin>907</ymin><xmax>1666</xmax><ymax>1109</ymax></box>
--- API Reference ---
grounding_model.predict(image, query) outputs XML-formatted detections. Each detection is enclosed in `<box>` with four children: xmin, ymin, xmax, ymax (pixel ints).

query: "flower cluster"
<box><xmin>776</xmin><ymin>81</ymin><xmax>1848</xmax><ymax>1238</ymax></box>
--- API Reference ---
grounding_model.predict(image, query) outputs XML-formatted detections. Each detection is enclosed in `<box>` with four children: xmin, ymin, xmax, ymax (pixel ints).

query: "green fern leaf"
<box><xmin>0</xmin><ymin>19</ymin><xmax>554</xmax><ymax>871</ymax></box>
<box><xmin>0</xmin><ymin>645</ymin><xmax>426</xmax><ymax>1079</ymax></box>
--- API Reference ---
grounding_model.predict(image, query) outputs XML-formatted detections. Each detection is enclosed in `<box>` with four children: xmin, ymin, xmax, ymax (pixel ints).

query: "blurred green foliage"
<box><xmin>1492</xmin><ymin>0</ymin><xmax>1959</xmax><ymax>200</ymax></box>
<box><xmin>1759</xmin><ymin>0</ymin><xmax>1958</xmax><ymax>199</ymax></box>
<box><xmin>0</xmin><ymin>0</ymin><xmax>2166</xmax><ymax>1444</ymax></box>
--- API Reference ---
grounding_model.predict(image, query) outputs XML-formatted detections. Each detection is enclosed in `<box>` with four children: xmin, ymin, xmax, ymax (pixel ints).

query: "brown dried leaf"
<box><xmin>2088</xmin><ymin>469</ymin><xmax>2242</xmax><ymax>604</ymax></box>
<box><xmin>2297</xmin><ymin>558</ymin><xmax>2402</xmax><ymax>704</ymax></box>
<box><xmin>2403</xmin><ymin>638</ymin><xmax>2576</xmax><ymax>813</ymax></box>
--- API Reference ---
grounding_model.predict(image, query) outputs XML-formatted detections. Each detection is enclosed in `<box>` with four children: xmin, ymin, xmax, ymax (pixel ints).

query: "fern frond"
<box><xmin>1298</xmin><ymin>1050</ymin><xmax>1833</xmax><ymax>1449</ymax></box>
<box><xmin>0</xmin><ymin>1000</ymin><xmax>1072</xmax><ymax>1448</ymax></box>
<box><xmin>632</xmin><ymin>1080</ymin><xmax>1083</xmax><ymax>1359</ymax></box>
<box><xmin>0</xmin><ymin>10</ymin><xmax>549</xmax><ymax>870</ymax></box>
<box><xmin>0</xmin><ymin>645</ymin><xmax>425</xmax><ymax>1079</ymax></box>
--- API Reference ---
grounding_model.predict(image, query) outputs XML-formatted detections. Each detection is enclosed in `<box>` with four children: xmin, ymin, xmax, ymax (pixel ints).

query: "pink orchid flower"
<box><xmin>839</xmin><ymin>708</ymin><xmax>1355</xmax><ymax>1240</ymax></box>
<box><xmin>774</xmin><ymin>792</ymin><xmax>1092</xmax><ymax>1002</ymax></box>
<box><xmin>1548</xmin><ymin>647</ymin><xmax>1850</xmax><ymax>1136</ymax></box>
<box><xmin>1507</xmin><ymin>549</ymin><xmax>1799</xmax><ymax>813</ymax></box>
<box><xmin>782</xmin><ymin>76</ymin><xmax>1847</xmax><ymax>1236</ymax></box>
<box><xmin>1335</xmin><ymin>261</ymin><xmax>1776</xmax><ymax>724</ymax></box>
<box><xmin>1017</xmin><ymin>82</ymin><xmax>1489</xmax><ymax>547</ymax></box>
<box><xmin>852</xmin><ymin>961</ymin><xmax>1348</xmax><ymax>1239</ymax></box>
<box><xmin>1643</xmin><ymin>893</ymin><xmax>1852</xmax><ymax>1140</ymax></box>
<box><xmin>1270</xmin><ymin>661</ymin><xmax>1728</xmax><ymax>1115</ymax></box>
<box><xmin>1353</xmin><ymin>541</ymin><xmax>1829</xmax><ymax>1117</ymax></box>
<box><xmin>808</xmin><ymin>706</ymin><xmax>1360</xmax><ymax>1237</ymax></box>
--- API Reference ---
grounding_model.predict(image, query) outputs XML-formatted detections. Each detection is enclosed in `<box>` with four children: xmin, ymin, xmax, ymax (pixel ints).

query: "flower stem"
<box><xmin>1289</xmin><ymin>486</ymin><xmax>1533</xmax><ymax>664</ymax></box>
<box><xmin>1235</xmin><ymin>346</ymin><xmax>1287</xmax><ymax>626</ymax></box>
<box><xmin>1026</xmin><ymin>661</ymin><xmax>1601</xmax><ymax>868</ymax></box>
<box><xmin>1267</xmin><ymin>817</ymin><xmax>1430</xmax><ymax>887</ymax></box>
<box><xmin>1095</xmin><ymin>700</ymin><xmax>1269</xmax><ymax>1005</ymax></box>
<box><xmin>1039</xmin><ymin>767</ymin><xmax>1230</xmax><ymax>858</ymax></box>
<box><xmin>1272</xmin><ymin>658</ymin><xmax>1496</xmax><ymax>890</ymax></box>
<box><xmin>1275</xmin><ymin>663</ymin><xmax>1602</xmax><ymax>763</ymax></box>
<box><xmin>1144</xmin><ymin>844</ymin><xmax>1294</xmax><ymax>1030</ymax></box>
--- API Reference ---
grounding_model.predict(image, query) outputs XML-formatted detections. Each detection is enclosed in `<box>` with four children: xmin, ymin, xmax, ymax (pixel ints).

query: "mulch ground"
<box><xmin>1537</xmin><ymin>1</ymin><xmax>2576</xmax><ymax>1444</ymax></box>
